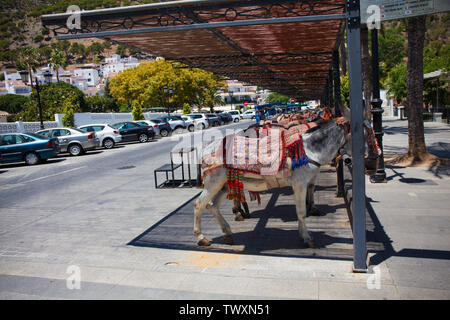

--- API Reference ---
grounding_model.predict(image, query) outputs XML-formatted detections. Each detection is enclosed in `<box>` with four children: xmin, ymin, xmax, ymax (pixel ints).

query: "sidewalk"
<box><xmin>364</xmin><ymin>116</ymin><xmax>450</xmax><ymax>299</ymax></box>
<box><xmin>0</xmin><ymin>117</ymin><xmax>449</xmax><ymax>299</ymax></box>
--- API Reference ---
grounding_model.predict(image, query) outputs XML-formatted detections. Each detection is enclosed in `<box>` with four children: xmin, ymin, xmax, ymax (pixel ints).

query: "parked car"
<box><xmin>150</xmin><ymin>119</ymin><xmax>172</xmax><ymax>137</ymax></box>
<box><xmin>110</xmin><ymin>121</ymin><xmax>155</xmax><ymax>143</ymax></box>
<box><xmin>0</xmin><ymin>132</ymin><xmax>59</xmax><ymax>165</ymax></box>
<box><xmin>180</xmin><ymin>116</ymin><xmax>196</xmax><ymax>132</ymax></box>
<box><xmin>187</xmin><ymin>113</ymin><xmax>210</xmax><ymax>130</ymax></box>
<box><xmin>159</xmin><ymin>115</ymin><xmax>186</xmax><ymax>131</ymax></box>
<box><xmin>218</xmin><ymin>112</ymin><xmax>233</xmax><ymax>124</ymax></box>
<box><xmin>36</xmin><ymin>127</ymin><xmax>100</xmax><ymax>156</ymax></box>
<box><xmin>228</xmin><ymin>110</ymin><xmax>242</xmax><ymax>122</ymax></box>
<box><xmin>78</xmin><ymin>124</ymin><xmax>122</xmax><ymax>149</ymax></box>
<box><xmin>205</xmin><ymin>113</ymin><xmax>221</xmax><ymax>127</ymax></box>
<box><xmin>242</xmin><ymin>110</ymin><xmax>256</xmax><ymax>119</ymax></box>
<box><xmin>135</xmin><ymin>119</ymin><xmax>173</xmax><ymax>137</ymax></box>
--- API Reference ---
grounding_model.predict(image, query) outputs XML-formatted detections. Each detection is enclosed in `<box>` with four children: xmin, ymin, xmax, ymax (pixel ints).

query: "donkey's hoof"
<box><xmin>306</xmin><ymin>240</ymin><xmax>316</xmax><ymax>248</ymax></box>
<box><xmin>242</xmin><ymin>212</ymin><xmax>251</xmax><ymax>219</ymax></box>
<box><xmin>234</xmin><ymin>214</ymin><xmax>245</xmax><ymax>221</ymax></box>
<box><xmin>224</xmin><ymin>235</ymin><xmax>234</xmax><ymax>245</ymax></box>
<box><xmin>198</xmin><ymin>238</ymin><xmax>211</xmax><ymax>246</ymax></box>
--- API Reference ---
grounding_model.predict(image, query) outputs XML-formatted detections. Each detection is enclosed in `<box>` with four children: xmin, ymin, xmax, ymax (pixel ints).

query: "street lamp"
<box><xmin>229</xmin><ymin>91</ymin><xmax>234</xmax><ymax>110</ymax></box>
<box><xmin>163</xmin><ymin>86</ymin><xmax>173</xmax><ymax>116</ymax></box>
<box><xmin>19</xmin><ymin>70</ymin><xmax>52</xmax><ymax>130</ymax></box>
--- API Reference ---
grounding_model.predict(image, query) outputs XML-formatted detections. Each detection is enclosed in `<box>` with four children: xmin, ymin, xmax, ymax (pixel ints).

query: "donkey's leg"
<box><xmin>307</xmin><ymin>176</ymin><xmax>321</xmax><ymax>216</ymax></box>
<box><xmin>232</xmin><ymin>199</ymin><xmax>245</xmax><ymax>221</ymax></box>
<box><xmin>292</xmin><ymin>179</ymin><xmax>315</xmax><ymax>248</ymax></box>
<box><xmin>207</xmin><ymin>188</ymin><xmax>234</xmax><ymax>245</ymax></box>
<box><xmin>193</xmin><ymin>168</ymin><xmax>226</xmax><ymax>246</ymax></box>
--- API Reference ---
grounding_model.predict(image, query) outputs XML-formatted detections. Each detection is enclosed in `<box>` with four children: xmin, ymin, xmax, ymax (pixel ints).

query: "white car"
<box><xmin>78</xmin><ymin>123</ymin><xmax>122</xmax><ymax>149</ymax></box>
<box><xmin>187</xmin><ymin>114</ymin><xmax>210</xmax><ymax>130</ymax></box>
<box><xmin>181</xmin><ymin>116</ymin><xmax>196</xmax><ymax>132</ymax></box>
<box><xmin>242</xmin><ymin>110</ymin><xmax>256</xmax><ymax>119</ymax></box>
<box><xmin>228</xmin><ymin>110</ymin><xmax>242</xmax><ymax>122</ymax></box>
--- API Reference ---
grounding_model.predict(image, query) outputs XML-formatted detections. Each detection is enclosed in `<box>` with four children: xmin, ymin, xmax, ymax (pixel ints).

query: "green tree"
<box><xmin>182</xmin><ymin>103</ymin><xmax>191</xmax><ymax>114</ymax></box>
<box><xmin>265</xmin><ymin>92</ymin><xmax>290</xmax><ymax>104</ymax></box>
<box><xmin>131</xmin><ymin>101</ymin><xmax>145</xmax><ymax>121</ymax></box>
<box><xmin>49</xmin><ymin>48</ymin><xmax>67</xmax><ymax>82</ymax></box>
<box><xmin>16</xmin><ymin>82</ymin><xmax>86</xmax><ymax>122</ymax></box>
<box><xmin>386</xmin><ymin>62</ymin><xmax>407</xmax><ymax>104</ymax></box>
<box><xmin>340</xmin><ymin>73</ymin><xmax>350</xmax><ymax>107</ymax></box>
<box><xmin>85</xmin><ymin>95</ymin><xmax>117</xmax><ymax>112</ymax></box>
<box><xmin>0</xmin><ymin>94</ymin><xmax>29</xmax><ymax>114</ymax></box>
<box><xmin>116</xmin><ymin>45</ymin><xmax>128</xmax><ymax>57</ymax></box>
<box><xmin>108</xmin><ymin>59</ymin><xmax>226</xmax><ymax>112</ymax></box>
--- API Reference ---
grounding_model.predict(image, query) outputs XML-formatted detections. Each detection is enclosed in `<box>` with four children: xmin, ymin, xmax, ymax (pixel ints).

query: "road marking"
<box><xmin>21</xmin><ymin>166</ymin><xmax>87</xmax><ymax>183</ymax></box>
<box><xmin>0</xmin><ymin>166</ymin><xmax>86</xmax><ymax>191</ymax></box>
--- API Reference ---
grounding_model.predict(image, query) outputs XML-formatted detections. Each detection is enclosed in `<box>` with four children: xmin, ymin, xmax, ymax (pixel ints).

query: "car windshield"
<box><xmin>152</xmin><ymin>119</ymin><xmax>161</xmax><ymax>124</ymax></box>
<box><xmin>70</xmin><ymin>128</ymin><xmax>85</xmax><ymax>134</ymax></box>
<box><xmin>111</xmin><ymin>123</ymin><xmax>124</xmax><ymax>129</ymax></box>
<box><xmin>25</xmin><ymin>133</ymin><xmax>47</xmax><ymax>139</ymax></box>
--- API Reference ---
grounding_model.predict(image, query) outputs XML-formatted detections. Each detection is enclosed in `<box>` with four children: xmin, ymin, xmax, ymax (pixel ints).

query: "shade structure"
<box><xmin>42</xmin><ymin>0</ymin><xmax>346</xmax><ymax>100</ymax></box>
<box><xmin>42</xmin><ymin>0</ymin><xmax>369</xmax><ymax>272</ymax></box>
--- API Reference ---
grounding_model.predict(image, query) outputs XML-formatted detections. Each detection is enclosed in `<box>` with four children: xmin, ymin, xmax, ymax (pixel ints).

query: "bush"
<box><xmin>182</xmin><ymin>103</ymin><xmax>191</xmax><ymax>114</ymax></box>
<box><xmin>131</xmin><ymin>101</ymin><xmax>144</xmax><ymax>121</ymax></box>
<box><xmin>33</xmin><ymin>34</ymin><xmax>44</xmax><ymax>43</ymax></box>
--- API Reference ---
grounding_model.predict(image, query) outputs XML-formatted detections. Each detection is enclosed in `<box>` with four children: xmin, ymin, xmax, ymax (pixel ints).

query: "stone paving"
<box><xmin>0</xmin><ymin>116</ymin><xmax>449</xmax><ymax>299</ymax></box>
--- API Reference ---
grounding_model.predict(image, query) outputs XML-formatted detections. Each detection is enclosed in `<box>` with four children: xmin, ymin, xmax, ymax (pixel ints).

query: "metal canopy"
<box><xmin>42</xmin><ymin>0</ymin><xmax>368</xmax><ymax>272</ymax></box>
<box><xmin>42</xmin><ymin>0</ymin><xmax>346</xmax><ymax>100</ymax></box>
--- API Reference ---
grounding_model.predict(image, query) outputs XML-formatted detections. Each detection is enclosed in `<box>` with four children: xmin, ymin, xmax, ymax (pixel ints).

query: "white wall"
<box><xmin>73</xmin><ymin>112</ymin><xmax>170</xmax><ymax>127</ymax></box>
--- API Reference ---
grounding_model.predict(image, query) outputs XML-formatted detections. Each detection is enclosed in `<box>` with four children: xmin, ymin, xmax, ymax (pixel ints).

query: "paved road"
<box><xmin>0</xmin><ymin>120</ymin><xmax>250</xmax><ymax>207</ymax></box>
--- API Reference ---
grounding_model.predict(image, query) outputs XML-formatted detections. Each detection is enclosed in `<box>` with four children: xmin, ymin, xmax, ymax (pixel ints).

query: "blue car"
<box><xmin>0</xmin><ymin>132</ymin><xmax>60</xmax><ymax>165</ymax></box>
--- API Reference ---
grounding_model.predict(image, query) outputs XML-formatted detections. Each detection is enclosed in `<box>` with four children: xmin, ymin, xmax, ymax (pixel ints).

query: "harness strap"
<box><xmin>309</xmin><ymin>158</ymin><xmax>321</xmax><ymax>168</ymax></box>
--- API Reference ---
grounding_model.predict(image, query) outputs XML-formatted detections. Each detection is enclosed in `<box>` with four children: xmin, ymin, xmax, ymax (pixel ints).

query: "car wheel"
<box><xmin>138</xmin><ymin>133</ymin><xmax>148</xmax><ymax>143</ymax></box>
<box><xmin>234</xmin><ymin>118</ymin><xmax>240</xmax><ymax>123</ymax></box>
<box><xmin>160</xmin><ymin>129</ymin><xmax>169</xmax><ymax>137</ymax></box>
<box><xmin>188</xmin><ymin>125</ymin><xmax>195</xmax><ymax>132</ymax></box>
<box><xmin>24</xmin><ymin>152</ymin><xmax>41</xmax><ymax>165</ymax></box>
<box><xmin>103</xmin><ymin>138</ymin><xmax>114</xmax><ymax>149</ymax></box>
<box><xmin>68</xmin><ymin>144</ymin><xmax>83</xmax><ymax>156</ymax></box>
<box><xmin>200</xmin><ymin>123</ymin><xmax>206</xmax><ymax>130</ymax></box>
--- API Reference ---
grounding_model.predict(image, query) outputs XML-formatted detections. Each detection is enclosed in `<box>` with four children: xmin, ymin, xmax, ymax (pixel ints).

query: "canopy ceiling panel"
<box><xmin>42</xmin><ymin>0</ymin><xmax>346</xmax><ymax>99</ymax></box>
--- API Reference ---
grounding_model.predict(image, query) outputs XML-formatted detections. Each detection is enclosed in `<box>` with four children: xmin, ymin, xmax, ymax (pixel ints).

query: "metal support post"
<box><xmin>346</xmin><ymin>0</ymin><xmax>367</xmax><ymax>272</ymax></box>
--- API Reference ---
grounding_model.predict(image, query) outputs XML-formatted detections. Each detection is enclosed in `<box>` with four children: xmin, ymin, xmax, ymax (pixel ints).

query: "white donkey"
<box><xmin>194</xmin><ymin>116</ymin><xmax>357</xmax><ymax>248</ymax></box>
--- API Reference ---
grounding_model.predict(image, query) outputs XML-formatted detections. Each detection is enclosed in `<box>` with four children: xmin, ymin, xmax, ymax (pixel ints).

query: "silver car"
<box><xmin>36</xmin><ymin>127</ymin><xmax>100</xmax><ymax>156</ymax></box>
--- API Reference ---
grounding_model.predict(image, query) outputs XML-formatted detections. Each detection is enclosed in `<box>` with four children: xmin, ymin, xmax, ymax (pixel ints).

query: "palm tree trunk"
<box><xmin>406</xmin><ymin>15</ymin><xmax>427</xmax><ymax>159</ymax></box>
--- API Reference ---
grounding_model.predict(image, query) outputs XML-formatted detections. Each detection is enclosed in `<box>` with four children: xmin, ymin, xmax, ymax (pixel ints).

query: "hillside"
<box><xmin>0</xmin><ymin>1</ymin><xmax>164</xmax><ymax>69</ymax></box>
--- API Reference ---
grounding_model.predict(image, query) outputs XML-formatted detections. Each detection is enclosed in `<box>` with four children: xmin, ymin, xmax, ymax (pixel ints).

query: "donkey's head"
<box><xmin>338</xmin><ymin>105</ymin><xmax>381</xmax><ymax>175</ymax></box>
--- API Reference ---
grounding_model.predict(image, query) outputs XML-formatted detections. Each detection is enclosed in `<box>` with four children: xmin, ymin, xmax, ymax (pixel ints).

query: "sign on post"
<box><xmin>361</xmin><ymin>0</ymin><xmax>450</xmax><ymax>24</ymax></box>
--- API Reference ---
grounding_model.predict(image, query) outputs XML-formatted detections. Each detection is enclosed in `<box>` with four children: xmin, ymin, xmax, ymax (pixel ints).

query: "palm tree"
<box><xmin>406</xmin><ymin>15</ymin><xmax>427</xmax><ymax>161</ymax></box>
<box><xmin>50</xmin><ymin>49</ymin><xmax>67</xmax><ymax>82</ymax></box>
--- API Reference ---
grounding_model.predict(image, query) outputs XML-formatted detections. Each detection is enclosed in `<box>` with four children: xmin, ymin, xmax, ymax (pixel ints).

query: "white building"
<box><xmin>102</xmin><ymin>55</ymin><xmax>141</xmax><ymax>78</ymax></box>
<box><xmin>219</xmin><ymin>80</ymin><xmax>258</xmax><ymax>104</ymax></box>
<box><xmin>73</xmin><ymin>67</ymin><xmax>99</xmax><ymax>87</ymax></box>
